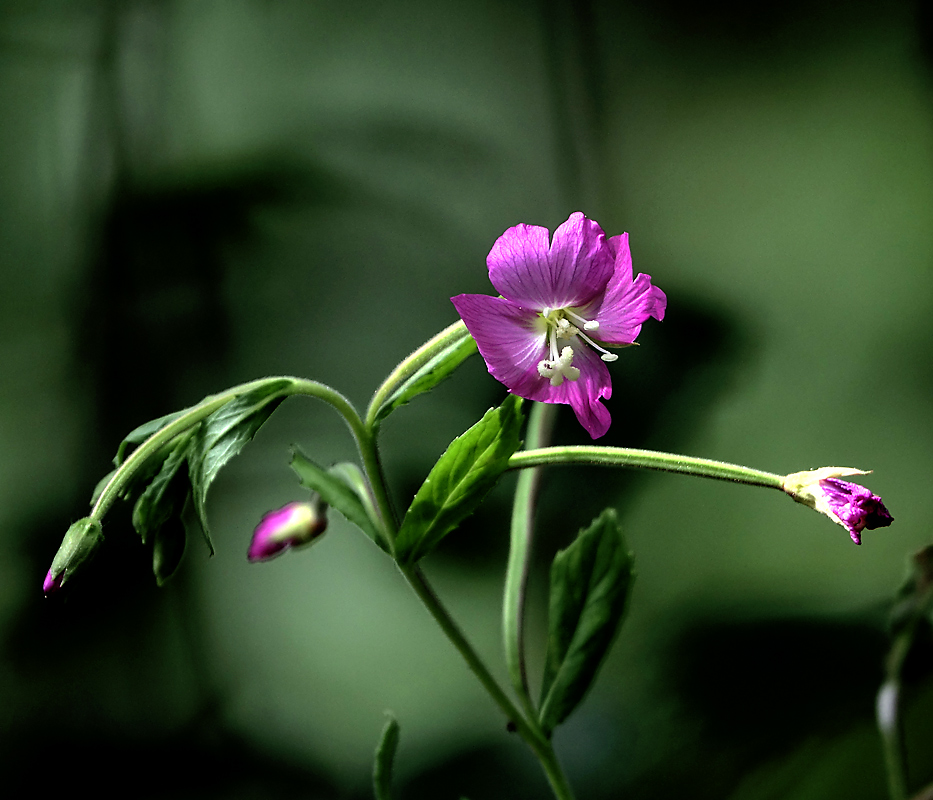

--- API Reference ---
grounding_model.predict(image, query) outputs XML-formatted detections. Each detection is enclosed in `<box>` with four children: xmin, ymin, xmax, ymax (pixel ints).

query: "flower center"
<box><xmin>536</xmin><ymin>307</ymin><xmax>618</xmax><ymax>386</ymax></box>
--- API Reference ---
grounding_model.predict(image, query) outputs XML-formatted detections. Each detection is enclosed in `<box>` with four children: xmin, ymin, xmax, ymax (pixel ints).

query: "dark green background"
<box><xmin>3</xmin><ymin>1</ymin><xmax>932</xmax><ymax>797</ymax></box>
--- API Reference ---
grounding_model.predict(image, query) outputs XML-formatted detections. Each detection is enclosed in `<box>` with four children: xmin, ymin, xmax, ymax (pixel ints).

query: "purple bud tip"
<box><xmin>248</xmin><ymin>501</ymin><xmax>327</xmax><ymax>562</ymax></box>
<box><xmin>819</xmin><ymin>478</ymin><xmax>893</xmax><ymax>545</ymax></box>
<box><xmin>43</xmin><ymin>569</ymin><xmax>64</xmax><ymax>596</ymax></box>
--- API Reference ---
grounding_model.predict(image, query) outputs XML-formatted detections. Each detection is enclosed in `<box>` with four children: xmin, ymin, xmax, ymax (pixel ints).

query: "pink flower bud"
<box><xmin>783</xmin><ymin>467</ymin><xmax>892</xmax><ymax>544</ymax></box>
<box><xmin>43</xmin><ymin>517</ymin><xmax>104</xmax><ymax>595</ymax></box>
<box><xmin>247</xmin><ymin>500</ymin><xmax>327</xmax><ymax>562</ymax></box>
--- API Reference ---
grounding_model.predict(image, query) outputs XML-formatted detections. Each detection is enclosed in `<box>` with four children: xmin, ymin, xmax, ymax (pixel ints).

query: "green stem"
<box><xmin>504</xmin><ymin>402</ymin><xmax>555</xmax><ymax>718</ymax></box>
<box><xmin>91</xmin><ymin>376</ymin><xmax>368</xmax><ymax>522</ymax></box>
<box><xmin>877</xmin><ymin>677</ymin><xmax>908</xmax><ymax>800</ymax></box>
<box><xmin>508</xmin><ymin>446</ymin><xmax>785</xmax><ymax>488</ymax></box>
<box><xmin>400</xmin><ymin>564</ymin><xmax>576</xmax><ymax>800</ymax></box>
<box><xmin>878</xmin><ymin>627</ymin><xmax>915</xmax><ymax>800</ymax></box>
<box><xmin>365</xmin><ymin>319</ymin><xmax>469</xmax><ymax>429</ymax></box>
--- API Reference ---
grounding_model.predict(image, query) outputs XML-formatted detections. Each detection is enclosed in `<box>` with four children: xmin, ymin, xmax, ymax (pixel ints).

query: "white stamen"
<box><xmin>565</xmin><ymin>309</ymin><xmax>600</xmax><ymax>331</ymax></box>
<box><xmin>537</xmin><ymin>346</ymin><xmax>580</xmax><ymax>387</ymax></box>
<box><xmin>577</xmin><ymin>330</ymin><xmax>618</xmax><ymax>362</ymax></box>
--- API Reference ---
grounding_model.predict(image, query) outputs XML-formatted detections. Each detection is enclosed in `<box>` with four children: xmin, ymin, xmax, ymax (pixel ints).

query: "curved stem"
<box><xmin>91</xmin><ymin>377</ymin><xmax>368</xmax><ymax>522</ymax></box>
<box><xmin>508</xmin><ymin>446</ymin><xmax>785</xmax><ymax>488</ymax></box>
<box><xmin>401</xmin><ymin>564</ymin><xmax>576</xmax><ymax>800</ymax></box>
<box><xmin>365</xmin><ymin>319</ymin><xmax>469</xmax><ymax>429</ymax></box>
<box><xmin>504</xmin><ymin>402</ymin><xmax>555</xmax><ymax>717</ymax></box>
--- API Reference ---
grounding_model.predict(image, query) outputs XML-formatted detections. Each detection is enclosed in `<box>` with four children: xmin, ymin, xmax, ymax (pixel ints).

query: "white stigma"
<box><xmin>537</xmin><ymin>346</ymin><xmax>580</xmax><ymax>387</ymax></box>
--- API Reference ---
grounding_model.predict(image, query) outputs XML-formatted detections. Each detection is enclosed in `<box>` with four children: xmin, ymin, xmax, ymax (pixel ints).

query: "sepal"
<box><xmin>43</xmin><ymin>517</ymin><xmax>104</xmax><ymax>594</ymax></box>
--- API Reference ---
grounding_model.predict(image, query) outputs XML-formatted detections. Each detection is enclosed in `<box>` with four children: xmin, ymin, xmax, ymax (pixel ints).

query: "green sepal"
<box><xmin>289</xmin><ymin>449</ymin><xmax>385</xmax><ymax>551</ymax></box>
<box><xmin>372</xmin><ymin>712</ymin><xmax>401</xmax><ymax>800</ymax></box>
<box><xmin>189</xmin><ymin>380</ymin><xmax>292</xmax><ymax>553</ymax></box>
<box><xmin>395</xmin><ymin>394</ymin><xmax>523</xmax><ymax>565</ymax></box>
<box><xmin>538</xmin><ymin>508</ymin><xmax>634</xmax><ymax>735</ymax></box>
<box><xmin>373</xmin><ymin>332</ymin><xmax>477</xmax><ymax>426</ymax></box>
<box><xmin>49</xmin><ymin>517</ymin><xmax>104</xmax><ymax>588</ymax></box>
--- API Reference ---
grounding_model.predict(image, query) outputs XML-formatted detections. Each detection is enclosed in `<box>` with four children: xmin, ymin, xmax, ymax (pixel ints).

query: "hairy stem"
<box><xmin>92</xmin><ymin>377</ymin><xmax>367</xmax><ymax>522</ymax></box>
<box><xmin>365</xmin><ymin>319</ymin><xmax>469</xmax><ymax>429</ymax></box>
<box><xmin>504</xmin><ymin>402</ymin><xmax>555</xmax><ymax>717</ymax></box>
<box><xmin>508</xmin><ymin>446</ymin><xmax>785</xmax><ymax>488</ymax></box>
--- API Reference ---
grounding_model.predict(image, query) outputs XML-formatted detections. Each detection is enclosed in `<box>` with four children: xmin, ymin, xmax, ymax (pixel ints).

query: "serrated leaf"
<box><xmin>395</xmin><ymin>394</ymin><xmax>523</xmax><ymax>565</ymax></box>
<box><xmin>114</xmin><ymin>408</ymin><xmax>188</xmax><ymax>467</ymax></box>
<box><xmin>189</xmin><ymin>380</ymin><xmax>292</xmax><ymax>551</ymax></box>
<box><xmin>131</xmin><ymin>430</ymin><xmax>196</xmax><ymax>545</ymax></box>
<box><xmin>373</xmin><ymin>712</ymin><xmax>400</xmax><ymax>800</ymax></box>
<box><xmin>538</xmin><ymin>508</ymin><xmax>634</xmax><ymax>734</ymax></box>
<box><xmin>374</xmin><ymin>332</ymin><xmax>477</xmax><ymax>424</ymax></box>
<box><xmin>290</xmin><ymin>450</ymin><xmax>385</xmax><ymax>550</ymax></box>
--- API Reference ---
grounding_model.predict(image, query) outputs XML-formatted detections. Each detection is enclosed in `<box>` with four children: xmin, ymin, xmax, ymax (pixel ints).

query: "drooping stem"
<box><xmin>504</xmin><ymin>401</ymin><xmax>555</xmax><ymax>717</ymax></box>
<box><xmin>91</xmin><ymin>377</ymin><xmax>368</xmax><ymax>522</ymax></box>
<box><xmin>508</xmin><ymin>446</ymin><xmax>785</xmax><ymax>488</ymax></box>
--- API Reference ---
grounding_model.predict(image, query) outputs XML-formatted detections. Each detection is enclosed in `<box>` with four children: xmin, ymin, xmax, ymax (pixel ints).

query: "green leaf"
<box><xmin>113</xmin><ymin>408</ymin><xmax>188</xmax><ymax>467</ymax></box>
<box><xmin>538</xmin><ymin>508</ymin><xmax>634</xmax><ymax>735</ymax></box>
<box><xmin>289</xmin><ymin>450</ymin><xmax>385</xmax><ymax>550</ymax></box>
<box><xmin>395</xmin><ymin>394</ymin><xmax>523</xmax><ymax>565</ymax></box>
<box><xmin>131</xmin><ymin>430</ymin><xmax>196</xmax><ymax>545</ymax></box>
<box><xmin>152</xmin><ymin>515</ymin><xmax>188</xmax><ymax>586</ymax></box>
<box><xmin>374</xmin><ymin>332</ymin><xmax>477</xmax><ymax>425</ymax></box>
<box><xmin>372</xmin><ymin>712</ymin><xmax>401</xmax><ymax>800</ymax></box>
<box><xmin>189</xmin><ymin>380</ymin><xmax>292</xmax><ymax>551</ymax></box>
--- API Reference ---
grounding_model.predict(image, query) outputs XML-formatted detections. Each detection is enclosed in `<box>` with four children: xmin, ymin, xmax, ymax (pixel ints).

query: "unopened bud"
<box><xmin>44</xmin><ymin>517</ymin><xmax>104</xmax><ymax>594</ymax></box>
<box><xmin>247</xmin><ymin>500</ymin><xmax>327</xmax><ymax>562</ymax></box>
<box><xmin>782</xmin><ymin>467</ymin><xmax>893</xmax><ymax>545</ymax></box>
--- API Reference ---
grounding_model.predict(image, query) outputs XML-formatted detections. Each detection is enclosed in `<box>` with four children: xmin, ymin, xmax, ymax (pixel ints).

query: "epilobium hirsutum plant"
<box><xmin>45</xmin><ymin>213</ymin><xmax>893</xmax><ymax>799</ymax></box>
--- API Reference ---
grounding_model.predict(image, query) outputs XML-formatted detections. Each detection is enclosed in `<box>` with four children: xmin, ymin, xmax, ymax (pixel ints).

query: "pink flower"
<box><xmin>247</xmin><ymin>500</ymin><xmax>328</xmax><ymax>562</ymax></box>
<box><xmin>783</xmin><ymin>468</ymin><xmax>893</xmax><ymax>544</ymax></box>
<box><xmin>451</xmin><ymin>212</ymin><xmax>666</xmax><ymax>438</ymax></box>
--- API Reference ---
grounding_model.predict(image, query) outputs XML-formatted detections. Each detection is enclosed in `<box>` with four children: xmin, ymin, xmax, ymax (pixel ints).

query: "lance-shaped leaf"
<box><xmin>152</xmin><ymin>516</ymin><xmax>188</xmax><ymax>586</ymax></box>
<box><xmin>290</xmin><ymin>450</ymin><xmax>386</xmax><ymax>551</ymax></box>
<box><xmin>372</xmin><ymin>712</ymin><xmax>401</xmax><ymax>800</ymax></box>
<box><xmin>395</xmin><ymin>394</ymin><xmax>523</xmax><ymax>565</ymax></box>
<box><xmin>189</xmin><ymin>380</ymin><xmax>292</xmax><ymax>551</ymax></box>
<box><xmin>373</xmin><ymin>331</ymin><xmax>477</xmax><ymax>425</ymax></box>
<box><xmin>131</xmin><ymin>430</ymin><xmax>196</xmax><ymax>545</ymax></box>
<box><xmin>113</xmin><ymin>408</ymin><xmax>188</xmax><ymax>467</ymax></box>
<box><xmin>539</xmin><ymin>508</ymin><xmax>634</xmax><ymax>734</ymax></box>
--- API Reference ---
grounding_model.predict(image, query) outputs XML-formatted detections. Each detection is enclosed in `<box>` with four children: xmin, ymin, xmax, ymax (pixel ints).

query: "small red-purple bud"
<box><xmin>248</xmin><ymin>500</ymin><xmax>328</xmax><ymax>562</ymax></box>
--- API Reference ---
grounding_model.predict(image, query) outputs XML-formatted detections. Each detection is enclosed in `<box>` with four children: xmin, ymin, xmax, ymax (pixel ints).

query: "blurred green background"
<box><xmin>3</xmin><ymin>1</ymin><xmax>933</xmax><ymax>797</ymax></box>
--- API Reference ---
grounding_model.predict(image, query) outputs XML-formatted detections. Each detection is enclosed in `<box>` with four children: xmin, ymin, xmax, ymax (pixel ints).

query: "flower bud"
<box><xmin>43</xmin><ymin>517</ymin><xmax>104</xmax><ymax>594</ymax></box>
<box><xmin>247</xmin><ymin>500</ymin><xmax>328</xmax><ymax>562</ymax></box>
<box><xmin>782</xmin><ymin>467</ymin><xmax>893</xmax><ymax>544</ymax></box>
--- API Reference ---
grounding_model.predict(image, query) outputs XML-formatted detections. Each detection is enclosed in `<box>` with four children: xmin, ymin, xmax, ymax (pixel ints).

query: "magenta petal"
<box><xmin>547</xmin><ymin>345</ymin><xmax>612</xmax><ymax>438</ymax></box>
<box><xmin>819</xmin><ymin>478</ymin><xmax>893</xmax><ymax>545</ymax></box>
<box><xmin>487</xmin><ymin>212</ymin><xmax>614</xmax><ymax>310</ymax></box>
<box><xmin>451</xmin><ymin>294</ymin><xmax>547</xmax><ymax>396</ymax></box>
<box><xmin>43</xmin><ymin>569</ymin><xmax>63</xmax><ymax>595</ymax></box>
<box><xmin>580</xmin><ymin>234</ymin><xmax>667</xmax><ymax>345</ymax></box>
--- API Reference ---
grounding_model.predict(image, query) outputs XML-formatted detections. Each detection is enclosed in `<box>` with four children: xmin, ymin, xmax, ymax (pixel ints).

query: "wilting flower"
<box><xmin>43</xmin><ymin>517</ymin><xmax>104</xmax><ymax>595</ymax></box>
<box><xmin>451</xmin><ymin>212</ymin><xmax>666</xmax><ymax>438</ymax></box>
<box><xmin>783</xmin><ymin>467</ymin><xmax>893</xmax><ymax>544</ymax></box>
<box><xmin>248</xmin><ymin>500</ymin><xmax>328</xmax><ymax>562</ymax></box>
